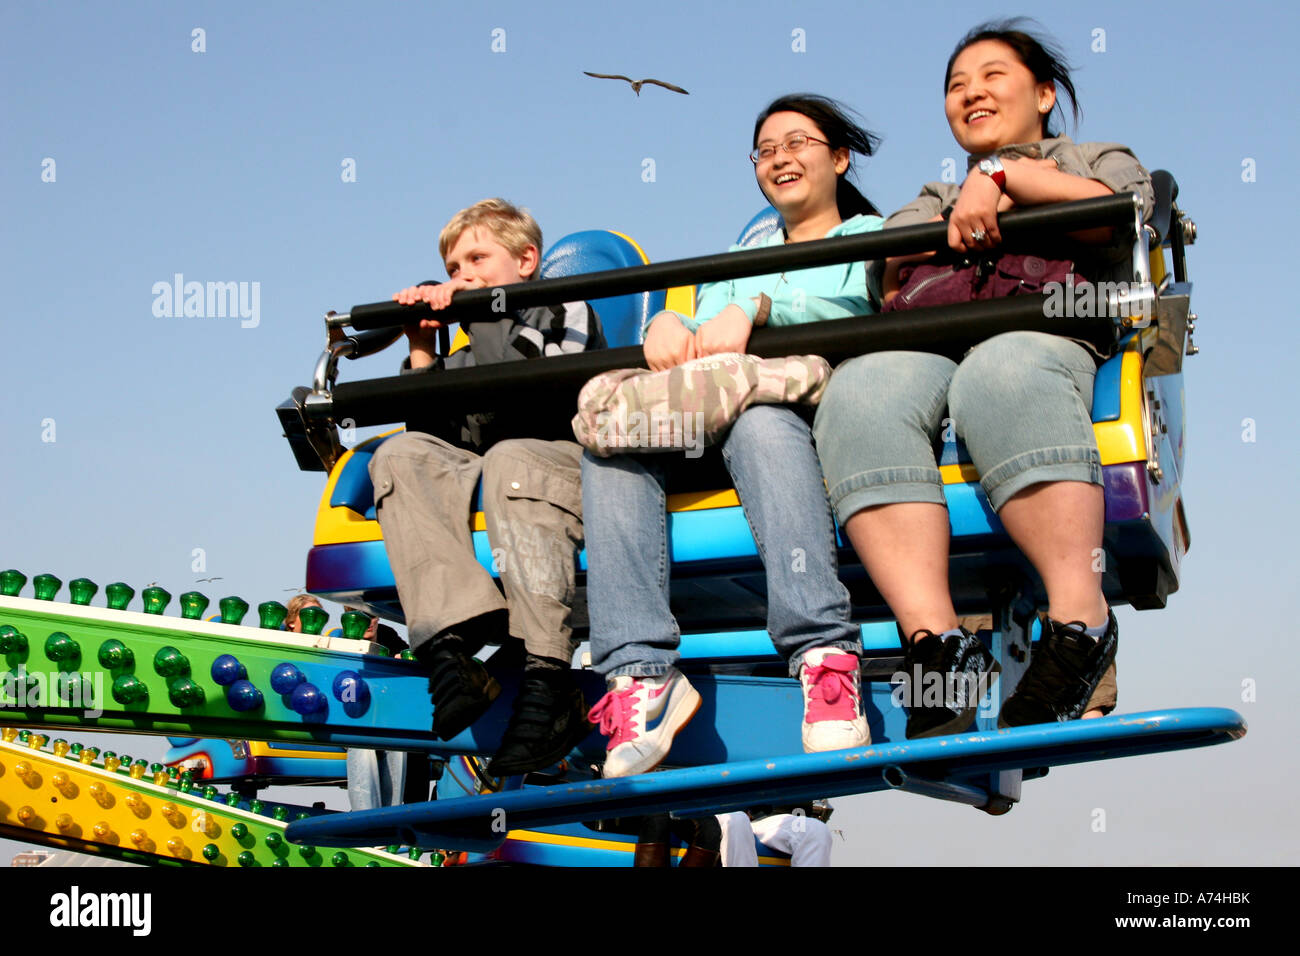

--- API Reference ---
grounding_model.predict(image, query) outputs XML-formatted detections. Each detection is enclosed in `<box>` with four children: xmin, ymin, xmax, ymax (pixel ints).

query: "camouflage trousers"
<box><xmin>369</xmin><ymin>432</ymin><xmax>584</xmax><ymax>662</ymax></box>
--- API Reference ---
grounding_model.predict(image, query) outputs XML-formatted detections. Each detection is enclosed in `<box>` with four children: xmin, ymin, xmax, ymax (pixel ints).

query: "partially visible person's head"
<box><xmin>286</xmin><ymin>594</ymin><xmax>322</xmax><ymax>633</ymax></box>
<box><xmin>438</xmin><ymin>198</ymin><xmax>542</xmax><ymax>287</ymax></box>
<box><xmin>943</xmin><ymin>19</ymin><xmax>1080</xmax><ymax>153</ymax></box>
<box><xmin>750</xmin><ymin>94</ymin><xmax>881</xmax><ymax>221</ymax></box>
<box><xmin>343</xmin><ymin>605</ymin><xmax>380</xmax><ymax>640</ymax></box>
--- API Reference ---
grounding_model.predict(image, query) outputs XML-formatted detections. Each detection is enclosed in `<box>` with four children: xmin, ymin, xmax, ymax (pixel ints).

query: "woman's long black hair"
<box><xmin>945</xmin><ymin>18</ymin><xmax>1081</xmax><ymax>139</ymax></box>
<box><xmin>752</xmin><ymin>94</ymin><xmax>882</xmax><ymax>219</ymax></box>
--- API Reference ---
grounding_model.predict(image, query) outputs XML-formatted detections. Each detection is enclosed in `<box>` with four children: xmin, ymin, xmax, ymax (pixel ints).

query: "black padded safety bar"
<box><xmin>328</xmin><ymin>297</ymin><xmax>1113</xmax><ymax>428</ymax></box>
<box><xmin>346</xmin><ymin>194</ymin><xmax>1142</xmax><ymax>331</ymax></box>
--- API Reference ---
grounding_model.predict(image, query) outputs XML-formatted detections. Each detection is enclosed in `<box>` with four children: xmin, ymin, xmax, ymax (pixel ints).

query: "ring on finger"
<box><xmin>970</xmin><ymin>228</ymin><xmax>987</xmax><ymax>242</ymax></box>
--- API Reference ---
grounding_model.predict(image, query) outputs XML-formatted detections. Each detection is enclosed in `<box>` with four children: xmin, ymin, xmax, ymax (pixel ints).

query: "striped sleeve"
<box><xmin>514</xmin><ymin>301</ymin><xmax>602</xmax><ymax>357</ymax></box>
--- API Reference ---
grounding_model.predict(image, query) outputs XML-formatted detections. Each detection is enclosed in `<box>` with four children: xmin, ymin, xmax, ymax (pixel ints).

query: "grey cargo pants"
<box><xmin>369</xmin><ymin>432</ymin><xmax>585</xmax><ymax>662</ymax></box>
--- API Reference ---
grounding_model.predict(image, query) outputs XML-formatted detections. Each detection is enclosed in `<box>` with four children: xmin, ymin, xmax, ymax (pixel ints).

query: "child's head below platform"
<box><xmin>439</xmin><ymin>198</ymin><xmax>543</xmax><ymax>286</ymax></box>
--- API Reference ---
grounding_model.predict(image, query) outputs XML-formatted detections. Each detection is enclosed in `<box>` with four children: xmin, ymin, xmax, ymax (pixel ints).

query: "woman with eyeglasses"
<box><xmin>582</xmin><ymin>94</ymin><xmax>884</xmax><ymax>778</ymax></box>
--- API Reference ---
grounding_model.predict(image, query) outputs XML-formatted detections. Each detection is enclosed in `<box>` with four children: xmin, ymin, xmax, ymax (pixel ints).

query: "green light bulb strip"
<box><xmin>1</xmin><ymin>573</ymin><xmax>406</xmax><ymax>664</ymax></box>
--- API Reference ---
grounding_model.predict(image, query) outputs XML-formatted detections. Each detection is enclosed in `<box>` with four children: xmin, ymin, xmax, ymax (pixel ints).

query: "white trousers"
<box><xmin>717</xmin><ymin>811</ymin><xmax>833</xmax><ymax>867</ymax></box>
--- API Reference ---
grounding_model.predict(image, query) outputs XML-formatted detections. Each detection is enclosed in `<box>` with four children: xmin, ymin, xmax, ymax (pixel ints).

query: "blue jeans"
<box><xmin>583</xmin><ymin>404</ymin><xmax>860</xmax><ymax>679</ymax></box>
<box><xmin>814</xmin><ymin>331</ymin><xmax>1102</xmax><ymax>521</ymax></box>
<box><xmin>346</xmin><ymin>748</ymin><xmax>408</xmax><ymax>811</ymax></box>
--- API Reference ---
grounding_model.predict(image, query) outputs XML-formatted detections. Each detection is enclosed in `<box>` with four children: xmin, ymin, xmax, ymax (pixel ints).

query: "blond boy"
<box><xmin>370</xmin><ymin>199</ymin><xmax>605</xmax><ymax>775</ymax></box>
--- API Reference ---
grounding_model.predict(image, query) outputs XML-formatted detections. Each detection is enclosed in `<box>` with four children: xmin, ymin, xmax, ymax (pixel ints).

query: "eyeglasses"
<box><xmin>749</xmin><ymin>134</ymin><xmax>831</xmax><ymax>165</ymax></box>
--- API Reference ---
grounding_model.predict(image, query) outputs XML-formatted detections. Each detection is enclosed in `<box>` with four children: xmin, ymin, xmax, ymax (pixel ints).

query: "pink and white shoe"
<box><xmin>587</xmin><ymin>670</ymin><xmax>701</xmax><ymax>778</ymax></box>
<box><xmin>799</xmin><ymin>648</ymin><xmax>869</xmax><ymax>752</ymax></box>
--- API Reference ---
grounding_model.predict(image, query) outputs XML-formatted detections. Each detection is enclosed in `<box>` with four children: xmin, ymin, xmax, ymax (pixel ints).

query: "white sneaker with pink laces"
<box><xmin>799</xmin><ymin>648</ymin><xmax>869</xmax><ymax>752</ymax></box>
<box><xmin>587</xmin><ymin>670</ymin><xmax>701</xmax><ymax>778</ymax></box>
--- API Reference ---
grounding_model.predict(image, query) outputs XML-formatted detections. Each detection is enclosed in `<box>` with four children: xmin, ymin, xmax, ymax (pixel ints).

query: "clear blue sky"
<box><xmin>2</xmin><ymin>0</ymin><xmax>1296</xmax><ymax>866</ymax></box>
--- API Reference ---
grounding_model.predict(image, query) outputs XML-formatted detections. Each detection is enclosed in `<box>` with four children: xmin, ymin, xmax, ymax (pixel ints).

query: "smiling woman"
<box><xmin>814</xmin><ymin>19</ymin><xmax>1156</xmax><ymax>738</ymax></box>
<box><xmin>581</xmin><ymin>94</ymin><xmax>886</xmax><ymax>779</ymax></box>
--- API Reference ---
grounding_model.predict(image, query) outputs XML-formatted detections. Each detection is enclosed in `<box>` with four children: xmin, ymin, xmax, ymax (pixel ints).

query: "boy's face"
<box><xmin>444</xmin><ymin>227</ymin><xmax>538</xmax><ymax>288</ymax></box>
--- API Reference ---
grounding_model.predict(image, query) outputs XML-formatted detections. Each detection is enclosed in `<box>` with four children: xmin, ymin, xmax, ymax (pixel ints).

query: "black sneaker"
<box><xmin>901</xmin><ymin>627</ymin><xmax>1001</xmax><ymax>739</ymax></box>
<box><xmin>999</xmin><ymin>611</ymin><xmax>1118</xmax><ymax>728</ymax></box>
<box><xmin>486</xmin><ymin>672</ymin><xmax>592</xmax><ymax>777</ymax></box>
<box><xmin>422</xmin><ymin>640</ymin><xmax>501</xmax><ymax>741</ymax></box>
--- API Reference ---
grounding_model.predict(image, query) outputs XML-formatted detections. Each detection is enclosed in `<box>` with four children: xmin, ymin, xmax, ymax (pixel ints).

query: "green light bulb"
<box><xmin>202</xmin><ymin>786</ymin><xmax>218</xmax><ymax>801</ymax></box>
<box><xmin>258</xmin><ymin>601</ymin><xmax>288</xmax><ymax>630</ymax></box>
<box><xmin>331</xmin><ymin>851</ymin><xmax>349</xmax><ymax>867</ymax></box>
<box><xmin>153</xmin><ymin>646</ymin><xmax>189</xmax><ymax>678</ymax></box>
<box><xmin>299</xmin><ymin>845</ymin><xmax>315</xmax><ymax>858</ymax></box>
<box><xmin>399</xmin><ymin>649</ymin><xmax>417</xmax><ymax>661</ymax></box>
<box><xmin>340</xmin><ymin>610</ymin><xmax>370</xmax><ymax>640</ymax></box>
<box><xmin>248</xmin><ymin>799</ymin><xmax>264</xmax><ymax>814</ymax></box>
<box><xmin>297</xmin><ymin>606</ymin><xmax>328</xmax><ymax>635</ymax></box>
<box><xmin>141</xmin><ymin>586</ymin><xmax>171</xmax><ymax>615</ymax></box>
<box><xmin>68</xmin><ymin>578</ymin><xmax>98</xmax><ymax>605</ymax></box>
<box><xmin>0</xmin><ymin>570</ymin><xmax>27</xmax><ymax>597</ymax></box>
<box><xmin>273</xmin><ymin>806</ymin><xmax>288</xmax><ymax>821</ymax></box>
<box><xmin>117</xmin><ymin>754</ymin><xmax>133</xmax><ymax>770</ymax></box>
<box><xmin>231</xmin><ymin>822</ymin><xmax>248</xmax><ymax>840</ymax></box>
<box><xmin>202</xmin><ymin>843</ymin><xmax>220</xmax><ymax>862</ymax></box>
<box><xmin>366</xmin><ymin>861</ymin><xmax>380</xmax><ymax>868</ymax></box>
<box><xmin>0</xmin><ymin>625</ymin><xmax>27</xmax><ymax>654</ymax></box>
<box><xmin>97</xmin><ymin>639</ymin><xmax>133</xmax><ymax>669</ymax></box>
<box><xmin>70</xmin><ymin>743</ymin><xmax>84</xmax><ymax>755</ymax></box>
<box><xmin>168</xmin><ymin>678</ymin><xmax>204</xmax><ymax>707</ymax></box>
<box><xmin>179</xmin><ymin>592</ymin><xmax>210</xmax><ymax>620</ymax></box>
<box><xmin>32</xmin><ymin>574</ymin><xmax>61</xmax><ymax>601</ymax></box>
<box><xmin>104</xmin><ymin>582</ymin><xmax>135</xmax><ymax>611</ymax></box>
<box><xmin>408</xmin><ymin>847</ymin><xmax>422</xmax><ymax>861</ymax></box>
<box><xmin>265</xmin><ymin>832</ymin><xmax>282</xmax><ymax>849</ymax></box>
<box><xmin>219</xmin><ymin>596</ymin><xmax>249</xmax><ymax>625</ymax></box>
<box><xmin>111</xmin><ymin>675</ymin><xmax>148</xmax><ymax>705</ymax></box>
<box><xmin>59</xmin><ymin>673</ymin><xmax>93</xmax><ymax>708</ymax></box>
<box><xmin>224</xmin><ymin>792</ymin><xmax>240</xmax><ymax>807</ymax></box>
<box><xmin>237</xmin><ymin>850</ymin><xmax>256</xmax><ymax>867</ymax></box>
<box><xmin>272</xmin><ymin>858</ymin><xmax>290</xmax><ymax>867</ymax></box>
<box><xmin>385</xmin><ymin>845</ymin><xmax>399</xmax><ymax>854</ymax></box>
<box><xmin>44</xmin><ymin>631</ymin><xmax>80</xmax><ymax>663</ymax></box>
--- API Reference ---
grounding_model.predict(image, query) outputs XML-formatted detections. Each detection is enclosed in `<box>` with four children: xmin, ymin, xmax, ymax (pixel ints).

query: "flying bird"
<box><xmin>583</xmin><ymin>72</ymin><xmax>689</xmax><ymax>96</ymax></box>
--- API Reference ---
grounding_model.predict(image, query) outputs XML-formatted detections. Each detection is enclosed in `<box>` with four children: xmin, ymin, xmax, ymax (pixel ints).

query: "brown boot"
<box><xmin>679</xmin><ymin>844</ymin><xmax>720</xmax><ymax>867</ymax></box>
<box><xmin>633</xmin><ymin>842</ymin><xmax>671</xmax><ymax>867</ymax></box>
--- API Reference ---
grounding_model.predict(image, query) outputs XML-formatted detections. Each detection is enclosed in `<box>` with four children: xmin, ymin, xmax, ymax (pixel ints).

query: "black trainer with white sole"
<box><xmin>902</xmin><ymin>627</ymin><xmax>1001</xmax><ymax>739</ymax></box>
<box><xmin>999</xmin><ymin>611</ymin><xmax>1118</xmax><ymax>727</ymax></box>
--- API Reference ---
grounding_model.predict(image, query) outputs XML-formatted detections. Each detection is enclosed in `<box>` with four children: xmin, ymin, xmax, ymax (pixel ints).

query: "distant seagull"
<box><xmin>583</xmin><ymin>72</ymin><xmax>689</xmax><ymax>96</ymax></box>
<box><xmin>195</xmin><ymin>577</ymin><xmax>223</xmax><ymax>583</ymax></box>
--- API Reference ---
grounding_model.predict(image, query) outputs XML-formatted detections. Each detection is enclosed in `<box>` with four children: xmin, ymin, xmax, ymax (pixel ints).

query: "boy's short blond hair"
<box><xmin>286</xmin><ymin>593</ymin><xmax>321</xmax><ymax>626</ymax></box>
<box><xmin>439</xmin><ymin>198</ymin><xmax>543</xmax><ymax>279</ymax></box>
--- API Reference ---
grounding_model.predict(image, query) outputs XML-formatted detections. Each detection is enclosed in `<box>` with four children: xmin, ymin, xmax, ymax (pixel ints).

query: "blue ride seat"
<box><xmin>540</xmin><ymin>229</ymin><xmax>665</xmax><ymax>348</ymax></box>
